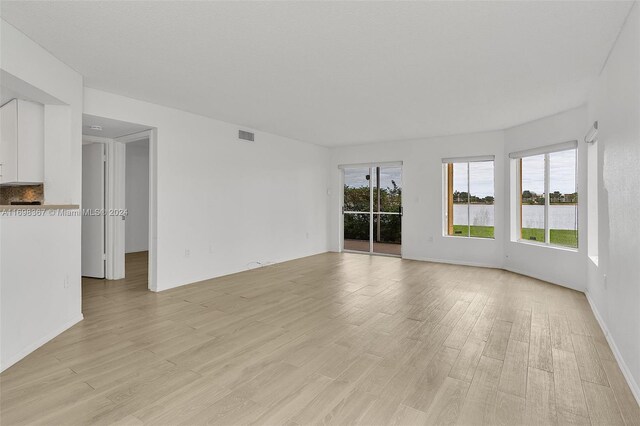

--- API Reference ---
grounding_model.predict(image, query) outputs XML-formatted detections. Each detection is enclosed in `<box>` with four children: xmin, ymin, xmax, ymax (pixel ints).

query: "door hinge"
<box><xmin>103</xmin><ymin>253</ymin><xmax>107</xmax><ymax>260</ymax></box>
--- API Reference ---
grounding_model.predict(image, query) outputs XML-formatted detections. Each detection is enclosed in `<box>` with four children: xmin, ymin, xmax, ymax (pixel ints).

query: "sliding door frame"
<box><xmin>339</xmin><ymin>161</ymin><xmax>403</xmax><ymax>258</ymax></box>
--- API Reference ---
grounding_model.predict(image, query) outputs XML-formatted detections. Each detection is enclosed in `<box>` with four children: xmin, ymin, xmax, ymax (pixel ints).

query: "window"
<box><xmin>587</xmin><ymin>139</ymin><xmax>598</xmax><ymax>263</ymax></box>
<box><xmin>511</xmin><ymin>141</ymin><xmax>578</xmax><ymax>249</ymax></box>
<box><xmin>443</xmin><ymin>156</ymin><xmax>495</xmax><ymax>239</ymax></box>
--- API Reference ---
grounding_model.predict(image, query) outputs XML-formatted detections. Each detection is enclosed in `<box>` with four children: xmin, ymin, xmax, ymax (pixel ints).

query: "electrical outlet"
<box><xmin>185</xmin><ymin>249</ymin><xmax>191</xmax><ymax>258</ymax></box>
<box><xmin>427</xmin><ymin>236</ymin><xmax>433</xmax><ymax>243</ymax></box>
<box><xmin>603</xmin><ymin>273</ymin><xmax>607</xmax><ymax>288</ymax></box>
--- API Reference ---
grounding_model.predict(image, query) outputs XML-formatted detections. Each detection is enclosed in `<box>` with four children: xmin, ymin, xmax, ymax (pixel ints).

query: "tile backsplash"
<box><xmin>0</xmin><ymin>184</ymin><xmax>44</xmax><ymax>205</ymax></box>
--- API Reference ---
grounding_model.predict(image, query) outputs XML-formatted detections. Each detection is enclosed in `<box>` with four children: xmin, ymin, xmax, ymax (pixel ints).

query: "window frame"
<box><xmin>442</xmin><ymin>155</ymin><xmax>496</xmax><ymax>240</ymax></box>
<box><xmin>511</xmin><ymin>141</ymin><xmax>579</xmax><ymax>250</ymax></box>
<box><xmin>587</xmin><ymin>139</ymin><xmax>598</xmax><ymax>265</ymax></box>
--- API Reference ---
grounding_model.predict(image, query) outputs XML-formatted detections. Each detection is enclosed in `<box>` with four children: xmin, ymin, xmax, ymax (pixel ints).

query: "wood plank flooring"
<box><xmin>1</xmin><ymin>251</ymin><xmax>638</xmax><ymax>425</ymax></box>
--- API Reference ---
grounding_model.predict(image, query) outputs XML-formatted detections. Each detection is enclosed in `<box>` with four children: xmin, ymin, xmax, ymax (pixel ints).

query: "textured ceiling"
<box><xmin>1</xmin><ymin>1</ymin><xmax>633</xmax><ymax>146</ymax></box>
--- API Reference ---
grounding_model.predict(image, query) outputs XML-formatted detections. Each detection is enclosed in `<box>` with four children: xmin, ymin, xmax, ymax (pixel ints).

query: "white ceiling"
<box><xmin>2</xmin><ymin>1</ymin><xmax>633</xmax><ymax>146</ymax></box>
<box><xmin>83</xmin><ymin>114</ymin><xmax>152</xmax><ymax>139</ymax></box>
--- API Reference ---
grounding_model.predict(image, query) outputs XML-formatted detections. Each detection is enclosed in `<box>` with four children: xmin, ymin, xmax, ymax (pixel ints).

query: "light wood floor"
<box><xmin>1</xmin><ymin>252</ymin><xmax>638</xmax><ymax>425</ymax></box>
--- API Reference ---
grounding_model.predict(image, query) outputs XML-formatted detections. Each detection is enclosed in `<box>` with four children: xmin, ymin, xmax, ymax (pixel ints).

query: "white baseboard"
<box><xmin>585</xmin><ymin>291</ymin><xmax>640</xmax><ymax>405</ymax></box>
<box><xmin>402</xmin><ymin>255</ymin><xmax>500</xmax><ymax>270</ymax></box>
<box><xmin>155</xmin><ymin>249</ymin><xmax>330</xmax><ymax>292</ymax></box>
<box><xmin>503</xmin><ymin>265</ymin><xmax>585</xmax><ymax>292</ymax></box>
<box><xmin>0</xmin><ymin>314</ymin><xmax>84</xmax><ymax>373</ymax></box>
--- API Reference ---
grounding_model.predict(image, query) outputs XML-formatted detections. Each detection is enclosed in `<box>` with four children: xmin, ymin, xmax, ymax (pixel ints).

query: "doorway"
<box><xmin>124</xmin><ymin>138</ymin><xmax>149</xmax><ymax>256</ymax></box>
<box><xmin>81</xmin><ymin>114</ymin><xmax>157</xmax><ymax>290</ymax></box>
<box><xmin>342</xmin><ymin>163</ymin><xmax>402</xmax><ymax>256</ymax></box>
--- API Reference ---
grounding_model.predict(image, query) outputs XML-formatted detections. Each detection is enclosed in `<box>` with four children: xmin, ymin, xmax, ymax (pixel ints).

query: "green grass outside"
<box><xmin>452</xmin><ymin>225</ymin><xmax>494</xmax><ymax>239</ymax></box>
<box><xmin>450</xmin><ymin>226</ymin><xmax>578</xmax><ymax>248</ymax></box>
<box><xmin>521</xmin><ymin>228</ymin><xmax>578</xmax><ymax>248</ymax></box>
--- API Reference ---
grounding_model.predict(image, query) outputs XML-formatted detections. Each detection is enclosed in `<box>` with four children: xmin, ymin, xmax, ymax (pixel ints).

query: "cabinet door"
<box><xmin>17</xmin><ymin>100</ymin><xmax>44</xmax><ymax>183</ymax></box>
<box><xmin>0</xmin><ymin>100</ymin><xmax>18</xmax><ymax>184</ymax></box>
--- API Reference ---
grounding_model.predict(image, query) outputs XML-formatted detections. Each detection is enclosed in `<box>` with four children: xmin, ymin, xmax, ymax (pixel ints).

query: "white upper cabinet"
<box><xmin>0</xmin><ymin>99</ymin><xmax>44</xmax><ymax>185</ymax></box>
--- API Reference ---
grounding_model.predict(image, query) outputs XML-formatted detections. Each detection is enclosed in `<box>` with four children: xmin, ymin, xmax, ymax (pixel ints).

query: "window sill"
<box><xmin>589</xmin><ymin>255</ymin><xmax>599</xmax><ymax>267</ymax></box>
<box><xmin>514</xmin><ymin>239</ymin><xmax>578</xmax><ymax>253</ymax></box>
<box><xmin>443</xmin><ymin>235</ymin><xmax>495</xmax><ymax>241</ymax></box>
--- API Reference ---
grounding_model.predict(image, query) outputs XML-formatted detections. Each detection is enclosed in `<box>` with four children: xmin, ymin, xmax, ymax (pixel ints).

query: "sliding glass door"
<box><xmin>343</xmin><ymin>167</ymin><xmax>371</xmax><ymax>253</ymax></box>
<box><xmin>342</xmin><ymin>164</ymin><xmax>402</xmax><ymax>256</ymax></box>
<box><xmin>373</xmin><ymin>166</ymin><xmax>402</xmax><ymax>255</ymax></box>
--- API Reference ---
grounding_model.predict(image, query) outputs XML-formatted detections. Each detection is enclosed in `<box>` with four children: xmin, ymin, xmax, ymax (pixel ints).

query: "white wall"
<box><xmin>0</xmin><ymin>20</ymin><xmax>83</xmax><ymax>371</ymax></box>
<box><xmin>586</xmin><ymin>4</ymin><xmax>640</xmax><ymax>400</ymax></box>
<box><xmin>328</xmin><ymin>131</ymin><xmax>506</xmax><ymax>268</ymax></box>
<box><xmin>125</xmin><ymin>139</ymin><xmax>149</xmax><ymax>253</ymax></box>
<box><xmin>503</xmin><ymin>106</ymin><xmax>588</xmax><ymax>291</ymax></box>
<box><xmin>0</xmin><ymin>215</ymin><xmax>82</xmax><ymax>371</ymax></box>
<box><xmin>84</xmin><ymin>88</ymin><xmax>329</xmax><ymax>291</ymax></box>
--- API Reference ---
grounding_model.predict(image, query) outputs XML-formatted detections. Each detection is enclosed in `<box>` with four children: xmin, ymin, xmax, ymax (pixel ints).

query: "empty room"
<box><xmin>0</xmin><ymin>1</ymin><xmax>638</xmax><ymax>425</ymax></box>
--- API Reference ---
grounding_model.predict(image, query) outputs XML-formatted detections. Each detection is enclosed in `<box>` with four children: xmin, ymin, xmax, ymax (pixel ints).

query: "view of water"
<box><xmin>453</xmin><ymin>204</ymin><xmax>577</xmax><ymax>230</ymax></box>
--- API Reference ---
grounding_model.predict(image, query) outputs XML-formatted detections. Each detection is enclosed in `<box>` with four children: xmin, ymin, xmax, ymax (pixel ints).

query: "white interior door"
<box><xmin>82</xmin><ymin>143</ymin><xmax>105</xmax><ymax>278</ymax></box>
<box><xmin>107</xmin><ymin>141</ymin><xmax>126</xmax><ymax>280</ymax></box>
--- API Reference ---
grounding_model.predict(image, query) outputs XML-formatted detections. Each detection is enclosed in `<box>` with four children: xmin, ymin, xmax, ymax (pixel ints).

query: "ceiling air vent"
<box><xmin>238</xmin><ymin>130</ymin><xmax>255</xmax><ymax>142</ymax></box>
